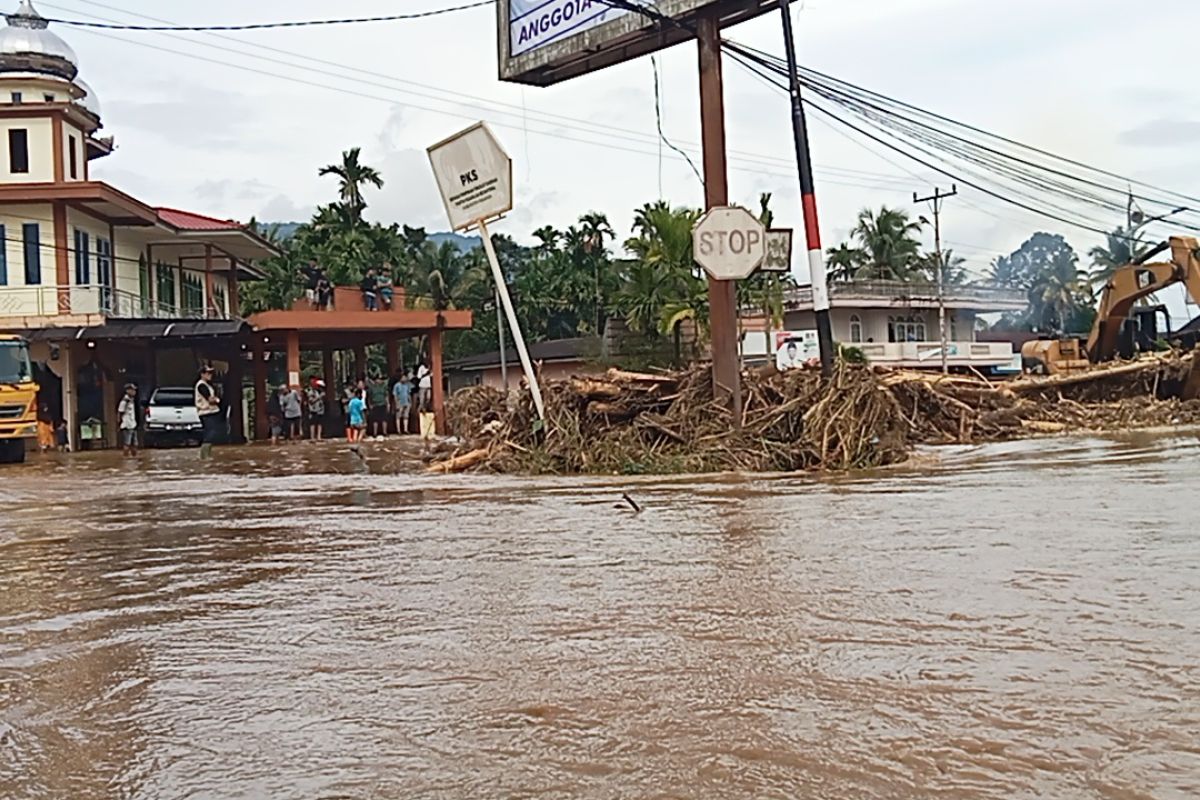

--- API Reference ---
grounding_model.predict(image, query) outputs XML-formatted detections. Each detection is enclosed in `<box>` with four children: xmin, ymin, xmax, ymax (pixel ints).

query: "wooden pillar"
<box><xmin>322</xmin><ymin>347</ymin><xmax>337</xmax><ymax>407</ymax></box>
<box><xmin>62</xmin><ymin>341</ymin><xmax>77</xmax><ymax>451</ymax></box>
<box><xmin>430</xmin><ymin>324</ymin><xmax>446</xmax><ymax>435</ymax></box>
<box><xmin>386</xmin><ymin>339</ymin><xmax>400</xmax><ymax>377</ymax></box>
<box><xmin>53</xmin><ymin>201</ymin><xmax>70</xmax><ymax>313</ymax></box>
<box><xmin>286</xmin><ymin>330</ymin><xmax>301</xmax><ymax>387</ymax></box>
<box><xmin>252</xmin><ymin>335</ymin><xmax>268</xmax><ymax>440</ymax></box>
<box><xmin>228</xmin><ymin>263</ymin><xmax>240</xmax><ymax>318</ymax></box>
<box><xmin>353</xmin><ymin>344</ymin><xmax>367</xmax><ymax>381</ymax></box>
<box><xmin>146</xmin><ymin>245</ymin><xmax>155</xmax><ymax>309</ymax></box>
<box><xmin>204</xmin><ymin>245</ymin><xmax>215</xmax><ymax>319</ymax></box>
<box><xmin>228</xmin><ymin>344</ymin><xmax>245</xmax><ymax>444</ymax></box>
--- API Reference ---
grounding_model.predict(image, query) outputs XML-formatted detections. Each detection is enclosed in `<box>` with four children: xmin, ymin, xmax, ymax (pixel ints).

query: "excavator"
<box><xmin>1021</xmin><ymin>235</ymin><xmax>1200</xmax><ymax>374</ymax></box>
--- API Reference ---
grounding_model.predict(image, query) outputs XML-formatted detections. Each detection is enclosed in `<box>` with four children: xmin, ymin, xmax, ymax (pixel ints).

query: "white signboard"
<box><xmin>427</xmin><ymin>122</ymin><xmax>513</xmax><ymax>232</ymax></box>
<box><xmin>775</xmin><ymin>330</ymin><xmax>819</xmax><ymax>371</ymax></box>
<box><xmin>693</xmin><ymin>206</ymin><xmax>766</xmax><ymax>281</ymax></box>
<box><xmin>760</xmin><ymin>228</ymin><xmax>793</xmax><ymax>273</ymax></box>
<box><xmin>509</xmin><ymin>0</ymin><xmax>628</xmax><ymax>56</ymax></box>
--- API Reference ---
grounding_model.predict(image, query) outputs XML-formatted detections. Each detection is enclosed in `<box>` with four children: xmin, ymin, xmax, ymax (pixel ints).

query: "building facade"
<box><xmin>0</xmin><ymin>2</ymin><xmax>276</xmax><ymax>449</ymax></box>
<box><xmin>775</xmin><ymin>280</ymin><xmax>1028</xmax><ymax>372</ymax></box>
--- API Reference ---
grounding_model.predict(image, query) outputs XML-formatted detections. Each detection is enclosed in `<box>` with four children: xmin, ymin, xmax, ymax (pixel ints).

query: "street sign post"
<box><xmin>693</xmin><ymin>205</ymin><xmax>767</xmax><ymax>281</ymax></box>
<box><xmin>760</xmin><ymin>228</ymin><xmax>793</xmax><ymax>273</ymax></box>
<box><xmin>427</xmin><ymin>122</ymin><xmax>544</xmax><ymax>421</ymax></box>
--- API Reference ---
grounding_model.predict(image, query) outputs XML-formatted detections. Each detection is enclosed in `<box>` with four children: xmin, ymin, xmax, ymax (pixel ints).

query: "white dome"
<box><xmin>0</xmin><ymin>1</ymin><xmax>78</xmax><ymax>79</ymax></box>
<box><xmin>73</xmin><ymin>76</ymin><xmax>99</xmax><ymax>117</ymax></box>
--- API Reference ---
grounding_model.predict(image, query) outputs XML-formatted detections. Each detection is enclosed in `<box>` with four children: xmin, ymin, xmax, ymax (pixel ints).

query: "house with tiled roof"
<box><xmin>0</xmin><ymin>2</ymin><xmax>277</xmax><ymax>448</ymax></box>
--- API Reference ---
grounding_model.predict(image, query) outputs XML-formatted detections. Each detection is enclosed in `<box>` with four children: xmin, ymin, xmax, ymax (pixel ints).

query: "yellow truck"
<box><xmin>0</xmin><ymin>334</ymin><xmax>37</xmax><ymax>463</ymax></box>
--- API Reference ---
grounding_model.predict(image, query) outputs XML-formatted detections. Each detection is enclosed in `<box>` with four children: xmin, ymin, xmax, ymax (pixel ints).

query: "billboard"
<box><xmin>499</xmin><ymin>0</ymin><xmax>780</xmax><ymax>86</ymax></box>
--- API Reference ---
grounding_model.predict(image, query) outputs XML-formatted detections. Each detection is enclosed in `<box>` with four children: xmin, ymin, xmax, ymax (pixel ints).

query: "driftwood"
<box><xmin>570</xmin><ymin>378</ymin><xmax>623</xmax><ymax>400</ymax></box>
<box><xmin>426</xmin><ymin>447</ymin><xmax>490</xmax><ymax>474</ymax></box>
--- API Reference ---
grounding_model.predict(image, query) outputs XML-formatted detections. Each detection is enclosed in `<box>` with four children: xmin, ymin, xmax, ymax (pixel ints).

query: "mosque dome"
<box><xmin>73</xmin><ymin>76</ymin><xmax>99</xmax><ymax>117</ymax></box>
<box><xmin>0</xmin><ymin>1</ymin><xmax>78</xmax><ymax>80</ymax></box>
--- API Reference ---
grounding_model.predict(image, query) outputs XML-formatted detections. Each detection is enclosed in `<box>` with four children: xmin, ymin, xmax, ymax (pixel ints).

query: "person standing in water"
<box><xmin>118</xmin><ymin>382</ymin><xmax>140</xmax><ymax>456</ymax></box>
<box><xmin>195</xmin><ymin>365</ymin><xmax>222</xmax><ymax>459</ymax></box>
<box><xmin>347</xmin><ymin>390</ymin><xmax>367</xmax><ymax>444</ymax></box>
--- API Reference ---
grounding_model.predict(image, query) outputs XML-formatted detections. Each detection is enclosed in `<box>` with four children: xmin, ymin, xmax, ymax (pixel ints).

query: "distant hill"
<box><xmin>259</xmin><ymin>223</ymin><xmax>479</xmax><ymax>253</ymax></box>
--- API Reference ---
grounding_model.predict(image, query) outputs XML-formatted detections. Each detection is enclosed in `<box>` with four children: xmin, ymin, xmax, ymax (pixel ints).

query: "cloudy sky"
<box><xmin>36</xmin><ymin>0</ymin><xmax>1200</xmax><ymax>311</ymax></box>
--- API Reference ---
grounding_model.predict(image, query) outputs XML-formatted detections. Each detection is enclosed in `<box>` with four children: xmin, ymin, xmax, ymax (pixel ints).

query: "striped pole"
<box><xmin>779</xmin><ymin>0</ymin><xmax>835</xmax><ymax>376</ymax></box>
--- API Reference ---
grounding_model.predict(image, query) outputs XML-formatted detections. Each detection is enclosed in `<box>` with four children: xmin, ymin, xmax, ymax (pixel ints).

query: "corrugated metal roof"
<box><xmin>157</xmin><ymin>207</ymin><xmax>242</xmax><ymax>231</ymax></box>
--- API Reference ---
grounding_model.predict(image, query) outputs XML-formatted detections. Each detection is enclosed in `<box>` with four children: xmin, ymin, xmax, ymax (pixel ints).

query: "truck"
<box><xmin>0</xmin><ymin>335</ymin><xmax>38</xmax><ymax>464</ymax></box>
<box><xmin>1022</xmin><ymin>235</ymin><xmax>1200</xmax><ymax>374</ymax></box>
<box><xmin>143</xmin><ymin>386</ymin><xmax>204</xmax><ymax>447</ymax></box>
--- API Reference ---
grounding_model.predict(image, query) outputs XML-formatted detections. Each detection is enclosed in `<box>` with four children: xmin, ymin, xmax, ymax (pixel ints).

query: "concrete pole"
<box><xmin>430</xmin><ymin>324</ymin><xmax>446</xmax><ymax>435</ymax></box>
<box><xmin>252</xmin><ymin>335</ymin><xmax>267</xmax><ymax>440</ymax></box>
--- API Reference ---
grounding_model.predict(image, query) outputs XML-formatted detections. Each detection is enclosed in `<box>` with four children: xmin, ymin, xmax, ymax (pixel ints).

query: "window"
<box><xmin>849</xmin><ymin>314</ymin><xmax>863</xmax><ymax>344</ymax></box>
<box><xmin>887</xmin><ymin>315</ymin><xmax>927</xmax><ymax>343</ymax></box>
<box><xmin>138</xmin><ymin>254</ymin><xmax>150</xmax><ymax>313</ymax></box>
<box><xmin>181</xmin><ymin>271</ymin><xmax>205</xmax><ymax>317</ymax></box>
<box><xmin>96</xmin><ymin>238</ymin><xmax>112</xmax><ymax>310</ymax></box>
<box><xmin>74</xmin><ymin>228</ymin><xmax>90</xmax><ymax>284</ymax></box>
<box><xmin>9</xmin><ymin>92</ymin><xmax>21</xmax><ymax>104</ymax></box>
<box><xmin>43</xmin><ymin>93</ymin><xmax>54</xmax><ymax>102</ymax></box>
<box><xmin>8</xmin><ymin>129</ymin><xmax>29</xmax><ymax>174</ymax></box>
<box><xmin>212</xmin><ymin>284</ymin><xmax>227</xmax><ymax>318</ymax></box>
<box><xmin>22</xmin><ymin>223</ymin><xmax>40</xmax><ymax>284</ymax></box>
<box><xmin>0</xmin><ymin>224</ymin><xmax>6</xmax><ymax>285</ymax></box>
<box><xmin>155</xmin><ymin>262</ymin><xmax>176</xmax><ymax>313</ymax></box>
<box><xmin>68</xmin><ymin>135</ymin><xmax>78</xmax><ymax>179</ymax></box>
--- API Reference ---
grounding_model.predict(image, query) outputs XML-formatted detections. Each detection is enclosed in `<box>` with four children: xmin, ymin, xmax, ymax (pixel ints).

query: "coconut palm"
<box><xmin>849</xmin><ymin>206</ymin><xmax>924</xmax><ymax>281</ymax></box>
<box><xmin>410</xmin><ymin>241</ymin><xmax>486</xmax><ymax>311</ymax></box>
<box><xmin>1088</xmin><ymin>228</ymin><xmax>1147</xmax><ymax>288</ymax></box>
<box><xmin>826</xmin><ymin>243</ymin><xmax>863</xmax><ymax>282</ymax></box>
<box><xmin>1030</xmin><ymin>249</ymin><xmax>1090</xmax><ymax>331</ymax></box>
<box><xmin>318</xmin><ymin>147</ymin><xmax>383</xmax><ymax>223</ymax></box>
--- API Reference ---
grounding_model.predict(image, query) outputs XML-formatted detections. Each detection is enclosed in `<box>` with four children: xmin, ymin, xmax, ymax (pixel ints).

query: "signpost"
<box><xmin>427</xmin><ymin>122</ymin><xmax>545</xmax><ymax>420</ymax></box>
<box><xmin>693</xmin><ymin>206</ymin><xmax>766</xmax><ymax>280</ymax></box>
<box><xmin>761</xmin><ymin>228</ymin><xmax>794</xmax><ymax>273</ymax></box>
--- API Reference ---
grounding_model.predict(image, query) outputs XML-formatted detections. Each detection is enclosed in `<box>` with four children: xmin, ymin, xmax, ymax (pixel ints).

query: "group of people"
<box><xmin>299</xmin><ymin>260</ymin><xmax>398</xmax><ymax>313</ymax></box>
<box><xmin>113</xmin><ymin>365</ymin><xmax>224</xmax><ymax>459</ymax></box>
<box><xmin>267</xmin><ymin>363</ymin><xmax>434</xmax><ymax>446</ymax></box>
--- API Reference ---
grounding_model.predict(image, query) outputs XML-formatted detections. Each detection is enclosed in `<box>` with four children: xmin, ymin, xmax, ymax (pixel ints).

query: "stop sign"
<box><xmin>693</xmin><ymin>206</ymin><xmax>767</xmax><ymax>280</ymax></box>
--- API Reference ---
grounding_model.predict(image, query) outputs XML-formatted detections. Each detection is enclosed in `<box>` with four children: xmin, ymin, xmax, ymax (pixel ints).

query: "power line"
<box><xmin>45</xmin><ymin>1</ymin><xmax>494</xmax><ymax>31</ymax></box>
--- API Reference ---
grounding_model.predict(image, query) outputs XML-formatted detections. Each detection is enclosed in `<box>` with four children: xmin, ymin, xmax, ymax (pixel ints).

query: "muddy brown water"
<box><xmin>1</xmin><ymin>433</ymin><xmax>1198</xmax><ymax>799</ymax></box>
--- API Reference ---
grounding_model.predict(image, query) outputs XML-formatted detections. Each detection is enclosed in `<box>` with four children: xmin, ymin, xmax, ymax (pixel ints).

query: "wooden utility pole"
<box><xmin>913</xmin><ymin>184</ymin><xmax>957</xmax><ymax>374</ymax></box>
<box><xmin>697</xmin><ymin>13</ymin><xmax>742</xmax><ymax>423</ymax></box>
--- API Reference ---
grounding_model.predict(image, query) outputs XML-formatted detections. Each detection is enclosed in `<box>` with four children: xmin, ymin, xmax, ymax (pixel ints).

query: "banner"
<box><xmin>509</xmin><ymin>0</ymin><xmax>630</xmax><ymax>56</ymax></box>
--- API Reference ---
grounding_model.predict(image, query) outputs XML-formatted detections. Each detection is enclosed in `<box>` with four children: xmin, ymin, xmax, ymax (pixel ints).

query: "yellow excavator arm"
<box><xmin>1086</xmin><ymin>235</ymin><xmax>1200</xmax><ymax>362</ymax></box>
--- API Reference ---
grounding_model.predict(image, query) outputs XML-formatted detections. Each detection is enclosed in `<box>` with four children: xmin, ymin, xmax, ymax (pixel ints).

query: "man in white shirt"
<box><xmin>118</xmin><ymin>382</ymin><xmax>139</xmax><ymax>456</ymax></box>
<box><xmin>417</xmin><ymin>362</ymin><xmax>432</xmax><ymax>412</ymax></box>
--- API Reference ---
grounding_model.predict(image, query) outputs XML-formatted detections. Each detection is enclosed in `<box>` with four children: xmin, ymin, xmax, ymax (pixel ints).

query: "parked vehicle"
<box><xmin>0</xmin><ymin>335</ymin><xmax>37</xmax><ymax>464</ymax></box>
<box><xmin>144</xmin><ymin>387</ymin><xmax>203</xmax><ymax>447</ymax></box>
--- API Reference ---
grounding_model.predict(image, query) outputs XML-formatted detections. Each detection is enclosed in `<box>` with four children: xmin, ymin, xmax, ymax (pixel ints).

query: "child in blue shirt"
<box><xmin>347</xmin><ymin>393</ymin><xmax>366</xmax><ymax>443</ymax></box>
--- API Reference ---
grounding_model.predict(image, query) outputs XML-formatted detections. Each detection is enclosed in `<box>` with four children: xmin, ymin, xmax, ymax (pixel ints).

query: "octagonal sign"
<box><xmin>693</xmin><ymin>206</ymin><xmax>766</xmax><ymax>280</ymax></box>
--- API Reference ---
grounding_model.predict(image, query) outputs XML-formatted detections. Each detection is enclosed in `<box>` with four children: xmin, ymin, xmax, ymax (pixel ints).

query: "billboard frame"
<box><xmin>498</xmin><ymin>0</ymin><xmax>780</xmax><ymax>86</ymax></box>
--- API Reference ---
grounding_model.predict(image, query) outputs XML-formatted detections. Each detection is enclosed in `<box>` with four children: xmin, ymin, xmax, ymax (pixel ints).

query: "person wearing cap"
<box><xmin>117</xmin><ymin>382</ymin><xmax>140</xmax><ymax>456</ymax></box>
<box><xmin>305</xmin><ymin>378</ymin><xmax>327</xmax><ymax>441</ymax></box>
<box><xmin>195</xmin><ymin>365</ymin><xmax>222</xmax><ymax>459</ymax></box>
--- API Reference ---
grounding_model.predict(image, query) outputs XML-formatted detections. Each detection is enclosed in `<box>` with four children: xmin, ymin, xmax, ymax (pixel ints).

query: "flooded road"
<box><xmin>1</xmin><ymin>433</ymin><xmax>1198</xmax><ymax>799</ymax></box>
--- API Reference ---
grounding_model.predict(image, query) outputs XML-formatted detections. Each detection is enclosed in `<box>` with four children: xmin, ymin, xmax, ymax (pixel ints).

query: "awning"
<box><xmin>23</xmin><ymin>320</ymin><xmax>249</xmax><ymax>342</ymax></box>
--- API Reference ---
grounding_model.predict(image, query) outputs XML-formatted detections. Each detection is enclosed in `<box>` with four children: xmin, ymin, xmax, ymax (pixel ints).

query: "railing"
<box><xmin>855</xmin><ymin>340</ymin><xmax>1016</xmax><ymax>365</ymax></box>
<box><xmin>0</xmin><ymin>284</ymin><xmax>231</xmax><ymax>320</ymax></box>
<box><xmin>786</xmin><ymin>280</ymin><xmax>1027</xmax><ymax>309</ymax></box>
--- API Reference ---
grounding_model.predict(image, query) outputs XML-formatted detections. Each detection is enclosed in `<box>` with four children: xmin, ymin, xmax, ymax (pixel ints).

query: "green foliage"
<box><xmin>826</xmin><ymin>206</ymin><xmax>926</xmax><ymax>281</ymax></box>
<box><xmin>988</xmin><ymin>232</ymin><xmax>1093</xmax><ymax>333</ymax></box>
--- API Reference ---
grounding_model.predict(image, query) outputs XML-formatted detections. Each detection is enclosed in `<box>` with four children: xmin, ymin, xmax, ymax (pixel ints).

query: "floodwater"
<box><xmin>1</xmin><ymin>433</ymin><xmax>1198</xmax><ymax>800</ymax></box>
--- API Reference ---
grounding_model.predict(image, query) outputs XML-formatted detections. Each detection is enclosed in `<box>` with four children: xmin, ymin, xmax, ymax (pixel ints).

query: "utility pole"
<box><xmin>495</xmin><ymin>287</ymin><xmax>509</xmax><ymax>392</ymax></box>
<box><xmin>777</xmin><ymin>0</ymin><xmax>834</xmax><ymax>377</ymax></box>
<box><xmin>913</xmin><ymin>184</ymin><xmax>957</xmax><ymax>374</ymax></box>
<box><xmin>696</xmin><ymin>12</ymin><xmax>743</xmax><ymax>423</ymax></box>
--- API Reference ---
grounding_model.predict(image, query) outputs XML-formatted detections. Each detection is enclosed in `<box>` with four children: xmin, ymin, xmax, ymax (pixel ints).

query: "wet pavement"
<box><xmin>1</xmin><ymin>432</ymin><xmax>1198</xmax><ymax>799</ymax></box>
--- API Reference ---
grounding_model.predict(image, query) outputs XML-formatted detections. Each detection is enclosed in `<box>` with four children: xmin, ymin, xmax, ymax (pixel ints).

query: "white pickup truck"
<box><xmin>144</xmin><ymin>386</ymin><xmax>203</xmax><ymax>447</ymax></box>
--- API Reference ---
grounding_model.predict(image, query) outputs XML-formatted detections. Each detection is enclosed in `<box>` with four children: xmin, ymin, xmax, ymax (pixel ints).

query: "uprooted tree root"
<box><xmin>437</xmin><ymin>351</ymin><xmax>1200</xmax><ymax>475</ymax></box>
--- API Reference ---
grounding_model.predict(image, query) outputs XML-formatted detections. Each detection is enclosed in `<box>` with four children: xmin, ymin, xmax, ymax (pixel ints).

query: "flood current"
<box><xmin>1</xmin><ymin>432</ymin><xmax>1198</xmax><ymax>798</ymax></box>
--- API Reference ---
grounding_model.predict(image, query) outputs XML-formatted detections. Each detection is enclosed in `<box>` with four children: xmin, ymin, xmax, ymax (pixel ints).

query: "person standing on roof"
<box><xmin>195</xmin><ymin>365</ymin><xmax>222</xmax><ymax>459</ymax></box>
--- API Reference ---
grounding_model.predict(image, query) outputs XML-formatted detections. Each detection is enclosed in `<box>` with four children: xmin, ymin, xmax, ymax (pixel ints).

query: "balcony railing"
<box><xmin>786</xmin><ymin>280</ymin><xmax>1027</xmax><ymax>309</ymax></box>
<box><xmin>855</xmin><ymin>340</ymin><xmax>1017</xmax><ymax>367</ymax></box>
<box><xmin>0</xmin><ymin>285</ymin><xmax>231</xmax><ymax>320</ymax></box>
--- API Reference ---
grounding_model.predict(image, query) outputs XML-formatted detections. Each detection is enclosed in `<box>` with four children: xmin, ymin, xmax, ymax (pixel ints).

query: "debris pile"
<box><xmin>436</xmin><ymin>351</ymin><xmax>1200</xmax><ymax>475</ymax></box>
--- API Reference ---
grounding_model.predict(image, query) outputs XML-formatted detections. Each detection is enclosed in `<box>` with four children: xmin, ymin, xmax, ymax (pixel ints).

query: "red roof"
<box><xmin>157</xmin><ymin>207</ymin><xmax>243</xmax><ymax>231</ymax></box>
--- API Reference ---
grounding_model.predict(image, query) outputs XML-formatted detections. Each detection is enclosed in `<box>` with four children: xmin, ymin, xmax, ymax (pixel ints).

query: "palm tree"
<box><xmin>619</xmin><ymin>202</ymin><xmax>703</xmax><ymax>335</ymax></box>
<box><xmin>1088</xmin><ymin>228</ymin><xmax>1146</xmax><ymax>288</ymax></box>
<box><xmin>825</xmin><ymin>243</ymin><xmax>863</xmax><ymax>282</ymax></box>
<box><xmin>1030</xmin><ymin>250</ymin><xmax>1089</xmax><ymax>331</ymax></box>
<box><xmin>318</xmin><ymin>147</ymin><xmax>383</xmax><ymax>224</ymax></box>
<box><xmin>411</xmin><ymin>241</ymin><xmax>486</xmax><ymax>311</ymax></box>
<box><xmin>849</xmin><ymin>206</ymin><xmax>924</xmax><ymax>281</ymax></box>
<box><xmin>921</xmin><ymin>249</ymin><xmax>969</xmax><ymax>285</ymax></box>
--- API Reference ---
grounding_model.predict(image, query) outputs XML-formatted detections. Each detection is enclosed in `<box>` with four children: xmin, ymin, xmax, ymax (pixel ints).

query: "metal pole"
<box><xmin>479</xmin><ymin>219</ymin><xmax>544</xmax><ymax>420</ymax></box>
<box><xmin>495</xmin><ymin>287</ymin><xmax>509</xmax><ymax>391</ymax></box>
<box><xmin>697</xmin><ymin>13</ymin><xmax>743</xmax><ymax>424</ymax></box>
<box><xmin>777</xmin><ymin>0</ymin><xmax>834</xmax><ymax>377</ymax></box>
